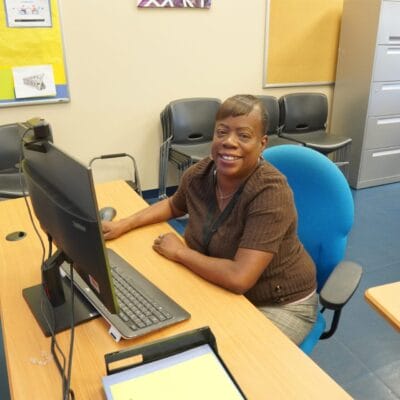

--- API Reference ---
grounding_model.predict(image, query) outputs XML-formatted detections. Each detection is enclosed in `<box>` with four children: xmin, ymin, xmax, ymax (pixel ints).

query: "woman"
<box><xmin>102</xmin><ymin>94</ymin><xmax>317</xmax><ymax>344</ymax></box>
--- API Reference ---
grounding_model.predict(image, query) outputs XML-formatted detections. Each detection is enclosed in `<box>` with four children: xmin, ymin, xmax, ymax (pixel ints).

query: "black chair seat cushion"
<box><xmin>267</xmin><ymin>134</ymin><xmax>302</xmax><ymax>148</ymax></box>
<box><xmin>280</xmin><ymin>131</ymin><xmax>352</xmax><ymax>154</ymax></box>
<box><xmin>171</xmin><ymin>142</ymin><xmax>212</xmax><ymax>162</ymax></box>
<box><xmin>0</xmin><ymin>173</ymin><xmax>27</xmax><ymax>198</ymax></box>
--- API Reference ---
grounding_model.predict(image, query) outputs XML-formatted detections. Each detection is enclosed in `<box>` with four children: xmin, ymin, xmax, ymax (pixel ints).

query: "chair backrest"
<box><xmin>279</xmin><ymin>93</ymin><xmax>328</xmax><ymax>133</ymax></box>
<box><xmin>0</xmin><ymin>123</ymin><xmax>25</xmax><ymax>172</ymax></box>
<box><xmin>167</xmin><ymin>98</ymin><xmax>221</xmax><ymax>145</ymax></box>
<box><xmin>257</xmin><ymin>95</ymin><xmax>280</xmax><ymax>135</ymax></box>
<box><xmin>263</xmin><ymin>145</ymin><xmax>354</xmax><ymax>290</ymax></box>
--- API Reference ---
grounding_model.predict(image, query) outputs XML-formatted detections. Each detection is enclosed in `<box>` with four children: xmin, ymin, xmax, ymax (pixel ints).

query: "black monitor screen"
<box><xmin>22</xmin><ymin>140</ymin><xmax>118</xmax><ymax>314</ymax></box>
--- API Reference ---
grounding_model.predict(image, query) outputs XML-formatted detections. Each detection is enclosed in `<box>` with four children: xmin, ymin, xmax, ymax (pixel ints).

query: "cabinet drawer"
<box><xmin>368</xmin><ymin>82</ymin><xmax>400</xmax><ymax>116</ymax></box>
<box><xmin>360</xmin><ymin>146</ymin><xmax>400</xmax><ymax>181</ymax></box>
<box><xmin>373</xmin><ymin>46</ymin><xmax>400</xmax><ymax>81</ymax></box>
<box><xmin>365</xmin><ymin>116</ymin><xmax>400</xmax><ymax>148</ymax></box>
<box><xmin>377</xmin><ymin>1</ymin><xmax>400</xmax><ymax>45</ymax></box>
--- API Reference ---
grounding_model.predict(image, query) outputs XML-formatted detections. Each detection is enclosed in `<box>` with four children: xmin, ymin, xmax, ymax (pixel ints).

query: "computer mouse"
<box><xmin>99</xmin><ymin>207</ymin><xmax>117</xmax><ymax>221</ymax></box>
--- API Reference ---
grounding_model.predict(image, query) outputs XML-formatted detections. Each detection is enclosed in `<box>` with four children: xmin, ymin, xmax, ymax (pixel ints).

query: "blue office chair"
<box><xmin>262</xmin><ymin>145</ymin><xmax>362</xmax><ymax>355</ymax></box>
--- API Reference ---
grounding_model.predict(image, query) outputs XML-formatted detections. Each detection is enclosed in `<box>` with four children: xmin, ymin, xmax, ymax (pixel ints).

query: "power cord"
<box><xmin>19</xmin><ymin>129</ymin><xmax>75</xmax><ymax>400</ymax></box>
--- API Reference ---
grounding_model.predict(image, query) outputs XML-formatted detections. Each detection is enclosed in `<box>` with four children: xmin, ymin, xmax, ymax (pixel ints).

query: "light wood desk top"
<box><xmin>0</xmin><ymin>181</ymin><xmax>351</xmax><ymax>399</ymax></box>
<box><xmin>365</xmin><ymin>282</ymin><xmax>400</xmax><ymax>332</ymax></box>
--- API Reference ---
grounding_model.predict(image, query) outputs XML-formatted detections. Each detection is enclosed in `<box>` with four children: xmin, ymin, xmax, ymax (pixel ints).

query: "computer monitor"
<box><xmin>22</xmin><ymin>139</ymin><xmax>118</xmax><ymax>335</ymax></box>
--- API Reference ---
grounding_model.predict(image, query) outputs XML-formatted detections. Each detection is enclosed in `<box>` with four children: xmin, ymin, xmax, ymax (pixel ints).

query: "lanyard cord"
<box><xmin>202</xmin><ymin>185</ymin><xmax>243</xmax><ymax>255</ymax></box>
<box><xmin>202</xmin><ymin>159</ymin><xmax>264</xmax><ymax>255</ymax></box>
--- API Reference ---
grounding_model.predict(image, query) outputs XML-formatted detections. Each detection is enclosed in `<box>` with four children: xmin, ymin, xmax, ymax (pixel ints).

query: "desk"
<box><xmin>0</xmin><ymin>181</ymin><xmax>350</xmax><ymax>399</ymax></box>
<box><xmin>365</xmin><ymin>282</ymin><xmax>400</xmax><ymax>332</ymax></box>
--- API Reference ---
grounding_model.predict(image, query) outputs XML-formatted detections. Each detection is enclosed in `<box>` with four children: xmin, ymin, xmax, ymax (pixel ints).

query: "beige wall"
<box><xmin>2</xmin><ymin>0</ymin><xmax>333</xmax><ymax>190</ymax></box>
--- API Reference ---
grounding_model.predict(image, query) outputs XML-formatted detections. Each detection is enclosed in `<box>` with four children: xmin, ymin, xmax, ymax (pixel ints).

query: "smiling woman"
<box><xmin>211</xmin><ymin>95</ymin><xmax>268</xmax><ymax>204</ymax></box>
<box><xmin>101</xmin><ymin>95</ymin><xmax>318</xmax><ymax>345</ymax></box>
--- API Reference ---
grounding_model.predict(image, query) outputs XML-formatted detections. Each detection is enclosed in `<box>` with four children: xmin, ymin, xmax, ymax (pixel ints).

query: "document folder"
<box><xmin>103</xmin><ymin>326</ymin><xmax>247</xmax><ymax>399</ymax></box>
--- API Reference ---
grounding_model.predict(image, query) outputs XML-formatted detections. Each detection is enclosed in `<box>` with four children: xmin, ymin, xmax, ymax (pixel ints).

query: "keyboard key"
<box><xmin>110</xmin><ymin>265</ymin><xmax>172</xmax><ymax>333</ymax></box>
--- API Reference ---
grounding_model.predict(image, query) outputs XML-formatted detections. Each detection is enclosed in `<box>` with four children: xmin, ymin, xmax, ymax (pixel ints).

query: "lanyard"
<box><xmin>202</xmin><ymin>159</ymin><xmax>264</xmax><ymax>255</ymax></box>
<box><xmin>202</xmin><ymin>174</ymin><xmax>244</xmax><ymax>256</ymax></box>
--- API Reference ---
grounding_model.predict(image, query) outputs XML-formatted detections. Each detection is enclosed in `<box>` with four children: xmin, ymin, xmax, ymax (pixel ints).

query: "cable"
<box><xmin>45</xmin><ymin>241</ymin><xmax>75</xmax><ymax>400</ymax></box>
<box><xmin>19</xmin><ymin>130</ymin><xmax>75</xmax><ymax>400</ymax></box>
<box><xmin>64</xmin><ymin>263</ymin><xmax>75</xmax><ymax>400</ymax></box>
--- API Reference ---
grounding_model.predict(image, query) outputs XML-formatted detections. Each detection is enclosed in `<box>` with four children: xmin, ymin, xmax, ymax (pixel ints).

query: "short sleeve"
<box><xmin>169</xmin><ymin>158</ymin><xmax>214</xmax><ymax>215</ymax></box>
<box><xmin>169</xmin><ymin>173</ymin><xmax>189</xmax><ymax>214</ymax></box>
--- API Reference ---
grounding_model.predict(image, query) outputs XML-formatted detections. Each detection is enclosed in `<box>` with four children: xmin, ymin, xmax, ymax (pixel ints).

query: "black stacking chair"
<box><xmin>0</xmin><ymin>121</ymin><xmax>55</xmax><ymax>199</ymax></box>
<box><xmin>278</xmin><ymin>93</ymin><xmax>352</xmax><ymax>175</ymax></box>
<box><xmin>0</xmin><ymin>123</ymin><xmax>28</xmax><ymax>199</ymax></box>
<box><xmin>159</xmin><ymin>97</ymin><xmax>221</xmax><ymax>199</ymax></box>
<box><xmin>257</xmin><ymin>95</ymin><xmax>301</xmax><ymax>147</ymax></box>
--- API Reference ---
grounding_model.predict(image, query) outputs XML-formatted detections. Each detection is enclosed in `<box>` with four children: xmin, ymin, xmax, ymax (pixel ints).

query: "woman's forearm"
<box><xmin>173</xmin><ymin>246</ymin><xmax>271</xmax><ymax>295</ymax></box>
<box><xmin>124</xmin><ymin>198</ymin><xmax>181</xmax><ymax>231</ymax></box>
<box><xmin>103</xmin><ymin>198</ymin><xmax>185</xmax><ymax>240</ymax></box>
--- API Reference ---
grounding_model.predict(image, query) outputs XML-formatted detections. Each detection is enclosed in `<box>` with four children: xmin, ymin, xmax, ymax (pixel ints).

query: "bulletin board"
<box><xmin>0</xmin><ymin>0</ymin><xmax>69</xmax><ymax>107</ymax></box>
<box><xmin>263</xmin><ymin>0</ymin><xmax>343</xmax><ymax>87</ymax></box>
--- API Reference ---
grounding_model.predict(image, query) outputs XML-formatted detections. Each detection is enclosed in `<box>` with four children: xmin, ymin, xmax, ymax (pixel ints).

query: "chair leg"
<box><xmin>158</xmin><ymin>142</ymin><xmax>169</xmax><ymax>199</ymax></box>
<box><xmin>332</xmin><ymin>142</ymin><xmax>351</xmax><ymax>180</ymax></box>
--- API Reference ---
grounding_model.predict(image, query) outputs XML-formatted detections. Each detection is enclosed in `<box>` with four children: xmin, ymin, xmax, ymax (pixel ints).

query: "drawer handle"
<box><xmin>389</xmin><ymin>36</ymin><xmax>400</xmax><ymax>42</ymax></box>
<box><xmin>377</xmin><ymin>117</ymin><xmax>400</xmax><ymax>125</ymax></box>
<box><xmin>372</xmin><ymin>149</ymin><xmax>400</xmax><ymax>158</ymax></box>
<box><xmin>381</xmin><ymin>84</ymin><xmax>400</xmax><ymax>91</ymax></box>
<box><xmin>387</xmin><ymin>48</ymin><xmax>400</xmax><ymax>55</ymax></box>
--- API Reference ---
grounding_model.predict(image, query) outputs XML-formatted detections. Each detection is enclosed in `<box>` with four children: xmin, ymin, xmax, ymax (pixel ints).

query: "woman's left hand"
<box><xmin>152</xmin><ymin>232</ymin><xmax>185</xmax><ymax>261</ymax></box>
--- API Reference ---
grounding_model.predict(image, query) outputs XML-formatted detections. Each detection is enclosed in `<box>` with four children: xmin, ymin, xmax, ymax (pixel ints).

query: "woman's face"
<box><xmin>211</xmin><ymin>107</ymin><xmax>268</xmax><ymax>181</ymax></box>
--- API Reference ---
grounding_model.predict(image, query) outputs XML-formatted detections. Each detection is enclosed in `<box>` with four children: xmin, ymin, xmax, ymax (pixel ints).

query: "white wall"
<box><xmin>2</xmin><ymin>0</ymin><xmax>333</xmax><ymax>190</ymax></box>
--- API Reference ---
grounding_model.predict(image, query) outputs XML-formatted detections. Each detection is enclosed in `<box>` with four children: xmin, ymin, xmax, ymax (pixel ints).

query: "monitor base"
<box><xmin>23</xmin><ymin>277</ymin><xmax>99</xmax><ymax>337</ymax></box>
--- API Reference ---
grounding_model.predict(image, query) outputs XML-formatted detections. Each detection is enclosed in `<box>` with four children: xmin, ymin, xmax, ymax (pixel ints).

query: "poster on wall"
<box><xmin>0</xmin><ymin>0</ymin><xmax>69</xmax><ymax>107</ymax></box>
<box><xmin>12</xmin><ymin>65</ymin><xmax>56</xmax><ymax>98</ymax></box>
<box><xmin>137</xmin><ymin>0</ymin><xmax>211</xmax><ymax>8</ymax></box>
<box><xmin>4</xmin><ymin>0</ymin><xmax>52</xmax><ymax>27</ymax></box>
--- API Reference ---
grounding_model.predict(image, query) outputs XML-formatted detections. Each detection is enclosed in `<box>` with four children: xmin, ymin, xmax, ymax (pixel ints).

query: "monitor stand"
<box><xmin>23</xmin><ymin>275</ymin><xmax>99</xmax><ymax>337</ymax></box>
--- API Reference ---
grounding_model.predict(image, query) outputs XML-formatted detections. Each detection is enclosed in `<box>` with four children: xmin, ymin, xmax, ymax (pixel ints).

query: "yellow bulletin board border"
<box><xmin>0</xmin><ymin>0</ymin><xmax>69</xmax><ymax>107</ymax></box>
<box><xmin>263</xmin><ymin>0</ymin><xmax>343</xmax><ymax>88</ymax></box>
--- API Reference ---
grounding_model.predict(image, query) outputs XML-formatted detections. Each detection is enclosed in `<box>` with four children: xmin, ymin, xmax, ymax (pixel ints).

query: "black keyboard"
<box><xmin>110</xmin><ymin>265</ymin><xmax>173</xmax><ymax>331</ymax></box>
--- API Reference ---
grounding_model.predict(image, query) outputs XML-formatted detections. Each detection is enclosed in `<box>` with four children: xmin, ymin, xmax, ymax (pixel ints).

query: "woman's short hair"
<box><xmin>215</xmin><ymin>94</ymin><xmax>269</xmax><ymax>135</ymax></box>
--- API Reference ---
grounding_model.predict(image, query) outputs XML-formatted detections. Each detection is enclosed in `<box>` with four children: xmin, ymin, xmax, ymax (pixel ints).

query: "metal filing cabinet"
<box><xmin>330</xmin><ymin>0</ymin><xmax>400</xmax><ymax>188</ymax></box>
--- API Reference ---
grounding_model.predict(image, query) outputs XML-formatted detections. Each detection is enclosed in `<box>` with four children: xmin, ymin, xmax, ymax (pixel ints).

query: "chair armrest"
<box><xmin>320</xmin><ymin>261</ymin><xmax>362</xmax><ymax>310</ymax></box>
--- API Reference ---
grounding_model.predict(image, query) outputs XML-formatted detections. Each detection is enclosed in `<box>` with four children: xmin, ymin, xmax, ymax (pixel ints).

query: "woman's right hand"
<box><xmin>102</xmin><ymin>220</ymin><xmax>128</xmax><ymax>240</ymax></box>
<box><xmin>101</xmin><ymin>198</ymin><xmax>175</xmax><ymax>241</ymax></box>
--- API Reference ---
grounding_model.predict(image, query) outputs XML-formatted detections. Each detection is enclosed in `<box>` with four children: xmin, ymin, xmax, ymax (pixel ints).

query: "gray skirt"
<box><xmin>258</xmin><ymin>292</ymin><xmax>318</xmax><ymax>345</ymax></box>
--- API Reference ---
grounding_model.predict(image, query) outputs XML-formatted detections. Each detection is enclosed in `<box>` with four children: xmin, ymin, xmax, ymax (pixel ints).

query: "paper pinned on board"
<box><xmin>12</xmin><ymin>65</ymin><xmax>57</xmax><ymax>99</ymax></box>
<box><xmin>4</xmin><ymin>0</ymin><xmax>52</xmax><ymax>27</ymax></box>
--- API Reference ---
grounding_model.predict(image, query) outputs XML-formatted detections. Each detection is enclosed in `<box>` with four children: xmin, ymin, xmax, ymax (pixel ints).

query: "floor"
<box><xmin>310</xmin><ymin>182</ymin><xmax>400</xmax><ymax>400</ymax></box>
<box><xmin>1</xmin><ymin>182</ymin><xmax>400</xmax><ymax>399</ymax></box>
